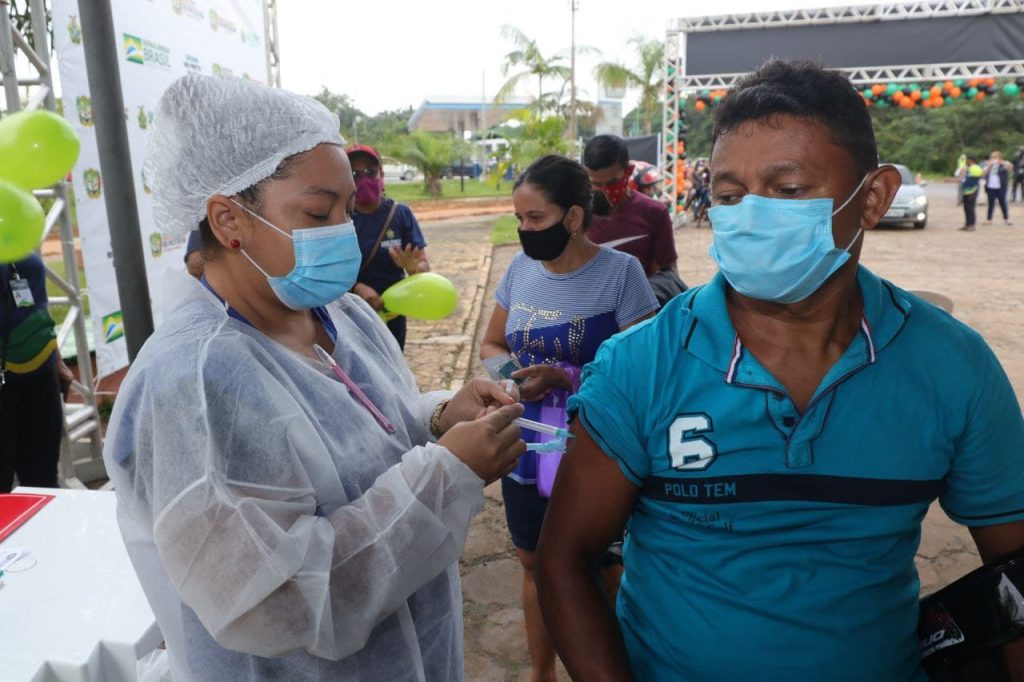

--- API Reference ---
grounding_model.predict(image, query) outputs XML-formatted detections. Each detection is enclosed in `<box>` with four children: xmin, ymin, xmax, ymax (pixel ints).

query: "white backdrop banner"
<box><xmin>52</xmin><ymin>0</ymin><xmax>269</xmax><ymax>377</ymax></box>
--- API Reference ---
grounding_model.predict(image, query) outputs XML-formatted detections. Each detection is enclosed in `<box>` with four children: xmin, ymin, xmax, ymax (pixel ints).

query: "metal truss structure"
<box><xmin>264</xmin><ymin>0</ymin><xmax>280</xmax><ymax>87</ymax></box>
<box><xmin>662</xmin><ymin>0</ymin><xmax>1024</xmax><ymax>212</ymax></box>
<box><xmin>0</xmin><ymin>0</ymin><xmax>104</xmax><ymax>487</ymax></box>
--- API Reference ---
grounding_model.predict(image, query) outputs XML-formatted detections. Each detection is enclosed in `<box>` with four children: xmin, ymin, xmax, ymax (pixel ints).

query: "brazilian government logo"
<box><xmin>124</xmin><ymin>33</ymin><xmax>144</xmax><ymax>64</ymax></box>
<box><xmin>83</xmin><ymin>168</ymin><xmax>102</xmax><ymax>199</ymax></box>
<box><xmin>67</xmin><ymin>15</ymin><xmax>82</xmax><ymax>45</ymax></box>
<box><xmin>149</xmin><ymin>232</ymin><xmax>163</xmax><ymax>258</ymax></box>
<box><xmin>102</xmin><ymin>311</ymin><xmax>125</xmax><ymax>343</ymax></box>
<box><xmin>76</xmin><ymin>95</ymin><xmax>93</xmax><ymax>127</ymax></box>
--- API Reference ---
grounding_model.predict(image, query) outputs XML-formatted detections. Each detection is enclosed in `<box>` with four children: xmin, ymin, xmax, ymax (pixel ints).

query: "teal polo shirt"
<box><xmin>568</xmin><ymin>266</ymin><xmax>1024</xmax><ymax>682</ymax></box>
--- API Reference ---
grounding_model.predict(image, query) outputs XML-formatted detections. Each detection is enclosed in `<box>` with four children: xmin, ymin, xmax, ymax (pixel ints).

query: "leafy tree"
<box><xmin>385</xmin><ymin>131</ymin><xmax>467</xmax><ymax>196</ymax></box>
<box><xmin>312</xmin><ymin>87</ymin><xmax>363</xmax><ymax>139</ymax></box>
<box><xmin>360</xmin><ymin>107</ymin><xmax>414</xmax><ymax>150</ymax></box>
<box><xmin>495</xmin><ymin>26</ymin><xmax>572</xmax><ymax>117</ymax></box>
<box><xmin>594</xmin><ymin>36</ymin><xmax>664</xmax><ymax>135</ymax></box>
<box><xmin>505</xmin><ymin>113</ymin><xmax>572</xmax><ymax>170</ymax></box>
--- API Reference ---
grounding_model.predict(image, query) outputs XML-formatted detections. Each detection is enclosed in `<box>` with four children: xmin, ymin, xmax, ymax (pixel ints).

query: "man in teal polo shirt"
<box><xmin>535</xmin><ymin>59</ymin><xmax>1024</xmax><ymax>681</ymax></box>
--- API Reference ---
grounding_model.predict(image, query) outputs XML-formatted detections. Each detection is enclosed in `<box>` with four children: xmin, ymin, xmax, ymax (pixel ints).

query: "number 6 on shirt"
<box><xmin>669</xmin><ymin>414</ymin><xmax>718</xmax><ymax>471</ymax></box>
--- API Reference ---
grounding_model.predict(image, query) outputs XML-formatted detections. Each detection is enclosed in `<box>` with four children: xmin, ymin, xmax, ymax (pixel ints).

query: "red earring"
<box><xmin>229</xmin><ymin>239</ymin><xmax>240</xmax><ymax>249</ymax></box>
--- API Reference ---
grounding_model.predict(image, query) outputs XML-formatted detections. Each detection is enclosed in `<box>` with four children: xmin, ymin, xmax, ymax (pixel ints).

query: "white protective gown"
<box><xmin>103</xmin><ymin>272</ymin><xmax>484</xmax><ymax>681</ymax></box>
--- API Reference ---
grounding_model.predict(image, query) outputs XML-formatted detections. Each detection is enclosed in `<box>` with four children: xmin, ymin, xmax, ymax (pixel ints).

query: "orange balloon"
<box><xmin>951</xmin><ymin>86</ymin><xmax>962</xmax><ymax>98</ymax></box>
<box><xmin>910</xmin><ymin>90</ymin><xmax>922</xmax><ymax>102</ymax></box>
<box><xmin>944</xmin><ymin>81</ymin><xmax>954</xmax><ymax>91</ymax></box>
<box><xmin>872</xmin><ymin>84</ymin><xmax>885</xmax><ymax>95</ymax></box>
<box><xmin>903</xmin><ymin>98</ymin><xmax>916</xmax><ymax>109</ymax></box>
<box><xmin>929</xmin><ymin>86</ymin><xmax>942</xmax><ymax>99</ymax></box>
<box><xmin>976</xmin><ymin>91</ymin><xmax>986</xmax><ymax>101</ymax></box>
<box><xmin>922</xmin><ymin>98</ymin><xmax>933</xmax><ymax>108</ymax></box>
<box><xmin>968</xmin><ymin>79</ymin><xmax>979</xmax><ymax>88</ymax></box>
<box><xmin>933</xmin><ymin>96</ymin><xmax>944</xmax><ymax>108</ymax></box>
<box><xmin>865</xmin><ymin>99</ymin><xmax>874</xmax><ymax>107</ymax></box>
<box><xmin>985</xmin><ymin>78</ymin><xmax>995</xmax><ymax>87</ymax></box>
<box><xmin>695</xmin><ymin>100</ymin><xmax>706</xmax><ymax>112</ymax></box>
<box><xmin>893</xmin><ymin>91</ymin><xmax>905</xmax><ymax>101</ymax></box>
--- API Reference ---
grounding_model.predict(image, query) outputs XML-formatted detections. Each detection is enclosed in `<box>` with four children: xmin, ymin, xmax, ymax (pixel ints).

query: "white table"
<box><xmin>0</xmin><ymin>487</ymin><xmax>162</xmax><ymax>682</ymax></box>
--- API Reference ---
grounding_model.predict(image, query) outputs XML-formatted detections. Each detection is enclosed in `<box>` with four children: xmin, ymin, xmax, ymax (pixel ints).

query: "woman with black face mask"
<box><xmin>479</xmin><ymin>155</ymin><xmax>659</xmax><ymax>681</ymax></box>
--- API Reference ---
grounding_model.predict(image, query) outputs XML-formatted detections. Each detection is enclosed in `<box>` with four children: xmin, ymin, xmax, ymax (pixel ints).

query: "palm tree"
<box><xmin>387</xmin><ymin>131</ymin><xmax>461</xmax><ymax>197</ymax></box>
<box><xmin>594</xmin><ymin>36</ymin><xmax>664</xmax><ymax>135</ymax></box>
<box><xmin>495</xmin><ymin>26</ymin><xmax>572</xmax><ymax>117</ymax></box>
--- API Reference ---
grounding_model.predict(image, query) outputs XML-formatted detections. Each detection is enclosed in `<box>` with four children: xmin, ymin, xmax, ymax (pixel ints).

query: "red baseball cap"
<box><xmin>344</xmin><ymin>143</ymin><xmax>381</xmax><ymax>164</ymax></box>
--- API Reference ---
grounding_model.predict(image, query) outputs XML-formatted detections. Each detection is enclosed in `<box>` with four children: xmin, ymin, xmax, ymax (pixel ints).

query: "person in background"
<box><xmin>536</xmin><ymin>59</ymin><xmax>1024</xmax><ymax>682</ymax></box>
<box><xmin>347</xmin><ymin>143</ymin><xmax>429</xmax><ymax>351</ymax></box>
<box><xmin>184</xmin><ymin>229</ymin><xmax>204</xmax><ymax>279</ymax></box>
<box><xmin>583</xmin><ymin>135</ymin><xmax>678</xmax><ymax>277</ymax></box>
<box><xmin>480</xmin><ymin>155</ymin><xmax>659</xmax><ymax>682</ymax></box>
<box><xmin>983</xmin><ymin>150</ymin><xmax>1013</xmax><ymax>225</ymax></box>
<box><xmin>0</xmin><ymin>253</ymin><xmax>66</xmax><ymax>492</ymax></box>
<box><xmin>1012</xmin><ymin>146</ymin><xmax>1024</xmax><ymax>202</ymax></box>
<box><xmin>958</xmin><ymin>156</ymin><xmax>983</xmax><ymax>231</ymax></box>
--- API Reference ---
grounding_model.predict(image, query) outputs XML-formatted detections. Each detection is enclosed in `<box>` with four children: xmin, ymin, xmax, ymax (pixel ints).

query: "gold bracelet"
<box><xmin>430</xmin><ymin>399</ymin><xmax>450</xmax><ymax>438</ymax></box>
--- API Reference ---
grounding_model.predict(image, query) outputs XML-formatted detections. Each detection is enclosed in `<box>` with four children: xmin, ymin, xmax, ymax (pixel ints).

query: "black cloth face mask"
<box><xmin>517</xmin><ymin>212</ymin><xmax>571</xmax><ymax>261</ymax></box>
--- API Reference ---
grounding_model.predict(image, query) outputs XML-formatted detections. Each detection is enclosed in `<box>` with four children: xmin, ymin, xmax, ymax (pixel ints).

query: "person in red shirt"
<box><xmin>583</xmin><ymin>135</ymin><xmax>683</xmax><ymax>304</ymax></box>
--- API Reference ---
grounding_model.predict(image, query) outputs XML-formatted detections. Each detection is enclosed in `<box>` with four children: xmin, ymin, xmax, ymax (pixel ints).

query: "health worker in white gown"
<box><xmin>103</xmin><ymin>74</ymin><xmax>525</xmax><ymax>682</ymax></box>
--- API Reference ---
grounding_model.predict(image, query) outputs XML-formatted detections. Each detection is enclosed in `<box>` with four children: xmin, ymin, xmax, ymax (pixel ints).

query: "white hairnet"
<box><xmin>105</xmin><ymin>272</ymin><xmax>480</xmax><ymax>680</ymax></box>
<box><xmin>145</xmin><ymin>74</ymin><xmax>344</xmax><ymax>237</ymax></box>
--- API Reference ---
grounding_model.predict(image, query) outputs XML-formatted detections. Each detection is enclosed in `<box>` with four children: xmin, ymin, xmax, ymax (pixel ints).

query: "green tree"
<box><xmin>505</xmin><ymin>113</ymin><xmax>572</xmax><ymax>170</ymax></box>
<box><xmin>495</xmin><ymin>26</ymin><xmax>572</xmax><ymax>117</ymax></box>
<box><xmin>312</xmin><ymin>87</ymin><xmax>363</xmax><ymax>139</ymax></box>
<box><xmin>386</xmin><ymin>131</ymin><xmax>467</xmax><ymax>196</ymax></box>
<box><xmin>594</xmin><ymin>36</ymin><xmax>664</xmax><ymax>135</ymax></box>
<box><xmin>360</xmin><ymin>107</ymin><xmax>414</xmax><ymax>149</ymax></box>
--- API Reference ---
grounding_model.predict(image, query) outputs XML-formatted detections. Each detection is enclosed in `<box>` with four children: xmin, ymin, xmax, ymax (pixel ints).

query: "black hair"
<box><xmin>713</xmin><ymin>59</ymin><xmax>878</xmax><ymax>179</ymax></box>
<box><xmin>582</xmin><ymin>134</ymin><xmax>629</xmax><ymax>171</ymax></box>
<box><xmin>198</xmin><ymin>155</ymin><xmax>298</xmax><ymax>256</ymax></box>
<box><xmin>514</xmin><ymin>154</ymin><xmax>594</xmax><ymax>229</ymax></box>
<box><xmin>966</xmin><ymin>155</ymin><xmax>978</xmax><ymax>163</ymax></box>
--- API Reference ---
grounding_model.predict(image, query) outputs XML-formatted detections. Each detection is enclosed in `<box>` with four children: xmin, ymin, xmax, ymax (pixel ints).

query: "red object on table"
<box><xmin>0</xmin><ymin>493</ymin><xmax>54</xmax><ymax>543</ymax></box>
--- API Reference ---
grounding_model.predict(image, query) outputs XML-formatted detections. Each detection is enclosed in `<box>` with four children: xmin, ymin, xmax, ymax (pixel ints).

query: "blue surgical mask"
<box><xmin>708</xmin><ymin>174</ymin><xmax>869</xmax><ymax>304</ymax></box>
<box><xmin>232</xmin><ymin>201</ymin><xmax>361</xmax><ymax>310</ymax></box>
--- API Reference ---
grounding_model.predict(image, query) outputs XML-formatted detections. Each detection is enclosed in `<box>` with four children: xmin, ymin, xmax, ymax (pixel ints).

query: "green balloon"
<box><xmin>1003</xmin><ymin>83</ymin><xmax>1021</xmax><ymax>97</ymax></box>
<box><xmin>862</xmin><ymin>88</ymin><xmax>874</xmax><ymax>99</ymax></box>
<box><xmin>0</xmin><ymin>110</ymin><xmax>81</xmax><ymax>190</ymax></box>
<box><xmin>886</xmin><ymin>83</ymin><xmax>899</xmax><ymax>95</ymax></box>
<box><xmin>954</xmin><ymin>79</ymin><xmax>965</xmax><ymax>87</ymax></box>
<box><xmin>380</xmin><ymin>273</ymin><xmax>457</xmax><ymax>321</ymax></box>
<box><xmin>875</xmin><ymin>99</ymin><xmax>889</xmax><ymax>109</ymax></box>
<box><xmin>967</xmin><ymin>87</ymin><xmax>978</xmax><ymax>98</ymax></box>
<box><xmin>0</xmin><ymin>179</ymin><xmax>45</xmax><ymax>263</ymax></box>
<box><xmin>909</xmin><ymin>83</ymin><xmax>921</xmax><ymax>92</ymax></box>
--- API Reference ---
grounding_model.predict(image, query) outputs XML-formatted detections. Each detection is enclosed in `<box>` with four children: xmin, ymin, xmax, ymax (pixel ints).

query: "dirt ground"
<box><xmin>406</xmin><ymin>182</ymin><xmax>1023</xmax><ymax>681</ymax></box>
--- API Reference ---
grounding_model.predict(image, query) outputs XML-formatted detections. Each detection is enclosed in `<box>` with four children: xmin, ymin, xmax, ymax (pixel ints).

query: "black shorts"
<box><xmin>501</xmin><ymin>477</ymin><xmax>624</xmax><ymax>565</ymax></box>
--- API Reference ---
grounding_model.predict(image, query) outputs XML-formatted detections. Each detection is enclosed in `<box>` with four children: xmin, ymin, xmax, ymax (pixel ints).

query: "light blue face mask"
<box><xmin>233</xmin><ymin>200</ymin><xmax>361</xmax><ymax>310</ymax></box>
<box><xmin>708</xmin><ymin>174</ymin><xmax>869</xmax><ymax>304</ymax></box>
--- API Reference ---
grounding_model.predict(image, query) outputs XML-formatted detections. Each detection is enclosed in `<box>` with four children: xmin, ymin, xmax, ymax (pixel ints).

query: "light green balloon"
<box><xmin>0</xmin><ymin>110</ymin><xmax>81</xmax><ymax>190</ymax></box>
<box><xmin>381</xmin><ymin>273</ymin><xmax>458</xmax><ymax>321</ymax></box>
<box><xmin>0</xmin><ymin>179</ymin><xmax>45</xmax><ymax>263</ymax></box>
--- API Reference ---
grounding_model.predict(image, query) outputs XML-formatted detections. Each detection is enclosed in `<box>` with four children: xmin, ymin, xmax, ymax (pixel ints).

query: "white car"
<box><xmin>880</xmin><ymin>163</ymin><xmax>928</xmax><ymax>229</ymax></box>
<box><xmin>380</xmin><ymin>157</ymin><xmax>418</xmax><ymax>182</ymax></box>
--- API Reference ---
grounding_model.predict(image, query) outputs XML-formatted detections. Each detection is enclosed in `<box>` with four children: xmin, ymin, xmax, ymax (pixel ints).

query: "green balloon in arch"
<box><xmin>0</xmin><ymin>179</ymin><xmax>45</xmax><ymax>263</ymax></box>
<box><xmin>0</xmin><ymin>110</ymin><xmax>81</xmax><ymax>190</ymax></box>
<box><xmin>1003</xmin><ymin>82</ymin><xmax>1021</xmax><ymax>97</ymax></box>
<box><xmin>909</xmin><ymin>83</ymin><xmax>921</xmax><ymax>92</ymax></box>
<box><xmin>862</xmin><ymin>88</ymin><xmax>874</xmax><ymax>99</ymax></box>
<box><xmin>875</xmin><ymin>99</ymin><xmax>889</xmax><ymax>109</ymax></box>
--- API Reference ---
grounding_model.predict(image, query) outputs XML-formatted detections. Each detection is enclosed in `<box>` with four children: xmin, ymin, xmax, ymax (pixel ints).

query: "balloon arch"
<box><xmin>662</xmin><ymin>0</ymin><xmax>1024</xmax><ymax>214</ymax></box>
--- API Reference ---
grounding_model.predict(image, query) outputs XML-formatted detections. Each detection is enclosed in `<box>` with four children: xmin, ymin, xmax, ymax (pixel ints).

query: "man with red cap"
<box><xmin>346</xmin><ymin>143</ymin><xmax>430</xmax><ymax>350</ymax></box>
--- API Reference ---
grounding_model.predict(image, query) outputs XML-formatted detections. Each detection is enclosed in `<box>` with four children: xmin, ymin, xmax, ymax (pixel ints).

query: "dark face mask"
<box><xmin>518</xmin><ymin>213</ymin><xmax>571</xmax><ymax>261</ymax></box>
<box><xmin>592</xmin><ymin>190</ymin><xmax>612</xmax><ymax>216</ymax></box>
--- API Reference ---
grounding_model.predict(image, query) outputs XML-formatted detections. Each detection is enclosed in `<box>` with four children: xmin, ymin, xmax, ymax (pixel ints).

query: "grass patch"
<box><xmin>491</xmin><ymin>215</ymin><xmax>520</xmax><ymax>245</ymax></box>
<box><xmin>386</xmin><ymin>179</ymin><xmax>512</xmax><ymax>203</ymax></box>
<box><xmin>43</xmin><ymin>257</ymin><xmax>90</xmax><ymax>326</ymax></box>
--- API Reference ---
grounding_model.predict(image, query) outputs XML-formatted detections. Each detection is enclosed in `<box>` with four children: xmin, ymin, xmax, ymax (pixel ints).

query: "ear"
<box><xmin>206</xmin><ymin>195</ymin><xmax>248</xmax><ymax>248</ymax></box>
<box><xmin>565</xmin><ymin>205</ymin><xmax>585</xmax><ymax>234</ymax></box>
<box><xmin>860</xmin><ymin>165</ymin><xmax>902</xmax><ymax>231</ymax></box>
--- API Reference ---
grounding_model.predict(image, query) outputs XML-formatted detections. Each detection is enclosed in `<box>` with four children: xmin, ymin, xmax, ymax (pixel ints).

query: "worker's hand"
<box><xmin>439</xmin><ymin>377</ymin><xmax>517</xmax><ymax>433</ymax></box>
<box><xmin>439</xmin><ymin>403</ymin><xmax>525</xmax><ymax>484</ymax></box>
<box><xmin>56</xmin><ymin>357</ymin><xmax>74</xmax><ymax>401</ymax></box>
<box><xmin>352</xmin><ymin>283</ymin><xmax>383</xmax><ymax>311</ymax></box>
<box><xmin>389</xmin><ymin>244</ymin><xmax>427</xmax><ymax>275</ymax></box>
<box><xmin>512</xmin><ymin>364</ymin><xmax>571</xmax><ymax>402</ymax></box>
